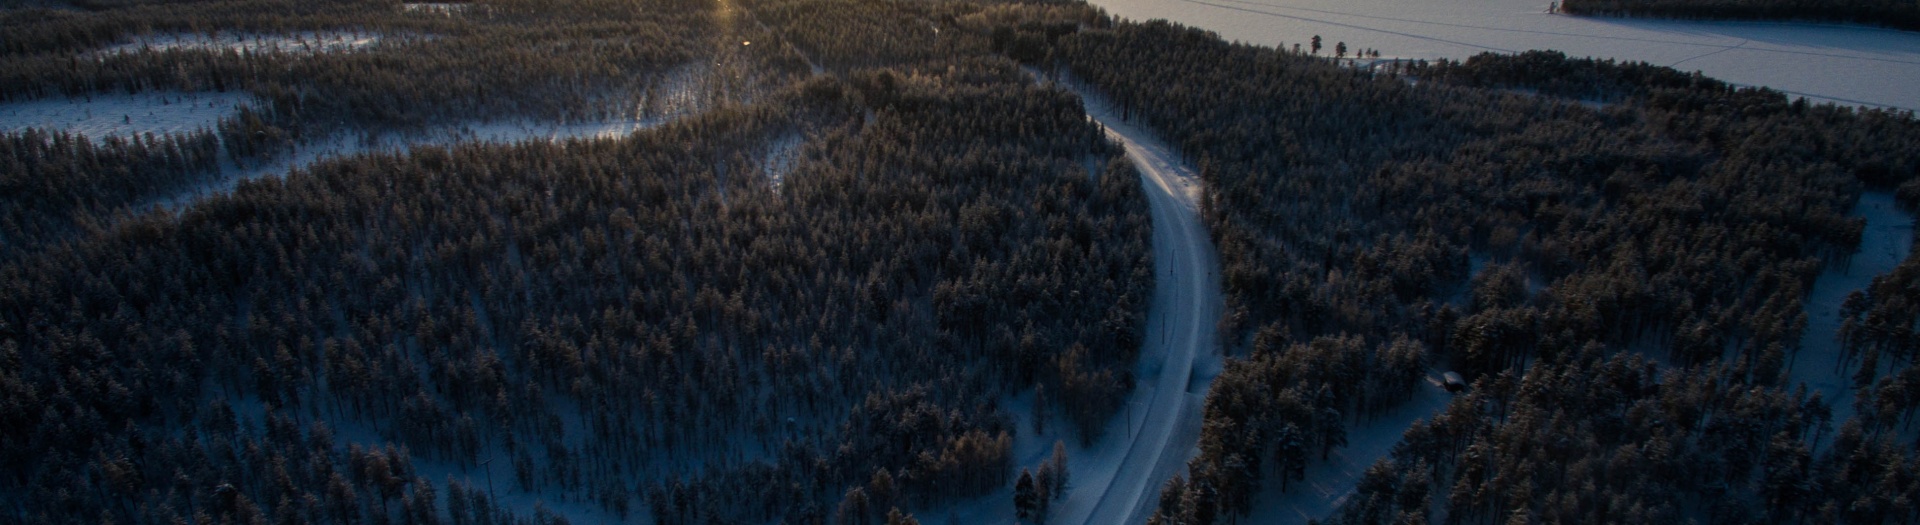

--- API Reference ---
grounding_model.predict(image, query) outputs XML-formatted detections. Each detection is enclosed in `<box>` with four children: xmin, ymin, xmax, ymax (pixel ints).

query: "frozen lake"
<box><xmin>1088</xmin><ymin>0</ymin><xmax>1920</xmax><ymax>111</ymax></box>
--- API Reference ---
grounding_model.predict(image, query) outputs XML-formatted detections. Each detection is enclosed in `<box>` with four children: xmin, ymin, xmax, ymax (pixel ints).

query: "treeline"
<box><xmin>0</xmin><ymin>128</ymin><xmax>221</xmax><ymax>258</ymax></box>
<box><xmin>741</xmin><ymin>0</ymin><xmax>1101</xmax><ymax>74</ymax></box>
<box><xmin>1039</xmin><ymin>19</ymin><xmax>1920</xmax><ymax>523</ymax></box>
<box><xmin>1562</xmin><ymin>0</ymin><xmax>1920</xmax><ymax>31</ymax></box>
<box><xmin>0</xmin><ymin>0</ymin><xmax>809</xmax><ymax>260</ymax></box>
<box><xmin>1840</xmin><ymin>231</ymin><xmax>1920</xmax><ymax>436</ymax></box>
<box><xmin>0</xmin><ymin>0</ymin><xmax>811</xmax><ymax>128</ymax></box>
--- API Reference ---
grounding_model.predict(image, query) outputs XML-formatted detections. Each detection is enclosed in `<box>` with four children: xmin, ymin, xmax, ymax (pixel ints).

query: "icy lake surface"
<box><xmin>1087</xmin><ymin>0</ymin><xmax>1920</xmax><ymax>111</ymax></box>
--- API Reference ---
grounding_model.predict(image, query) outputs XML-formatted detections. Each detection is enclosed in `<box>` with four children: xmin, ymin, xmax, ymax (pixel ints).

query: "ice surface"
<box><xmin>0</xmin><ymin>91</ymin><xmax>247</xmax><ymax>140</ymax></box>
<box><xmin>1086</xmin><ymin>0</ymin><xmax>1920</xmax><ymax>111</ymax></box>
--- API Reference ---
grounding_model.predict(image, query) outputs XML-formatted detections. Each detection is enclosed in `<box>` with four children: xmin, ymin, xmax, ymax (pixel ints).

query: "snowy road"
<box><xmin>1050</xmin><ymin>79</ymin><xmax>1224</xmax><ymax>525</ymax></box>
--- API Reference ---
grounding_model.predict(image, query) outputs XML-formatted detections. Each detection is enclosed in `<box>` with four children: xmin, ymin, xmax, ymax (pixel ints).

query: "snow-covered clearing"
<box><xmin>402</xmin><ymin>3</ymin><xmax>472</xmax><ymax>16</ymax></box>
<box><xmin>97</xmin><ymin>30</ymin><xmax>390</xmax><ymax>56</ymax></box>
<box><xmin>147</xmin><ymin>117</ymin><xmax>678</xmax><ymax>212</ymax></box>
<box><xmin>1790</xmin><ymin>191</ymin><xmax>1916</xmax><ymax>427</ymax></box>
<box><xmin>0</xmin><ymin>91</ymin><xmax>247</xmax><ymax>140</ymax></box>
<box><xmin>1087</xmin><ymin>0</ymin><xmax>1920</xmax><ymax>111</ymax></box>
<box><xmin>1244</xmin><ymin>377</ymin><xmax>1453</xmax><ymax>524</ymax></box>
<box><xmin>757</xmin><ymin>131</ymin><xmax>806</xmax><ymax>190</ymax></box>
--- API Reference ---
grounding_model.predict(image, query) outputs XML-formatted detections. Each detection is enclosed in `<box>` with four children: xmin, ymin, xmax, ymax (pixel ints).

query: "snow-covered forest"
<box><xmin>1044</xmin><ymin>19</ymin><xmax>1920</xmax><ymax>524</ymax></box>
<box><xmin>2</xmin><ymin>1</ymin><xmax>1148</xmax><ymax>523</ymax></box>
<box><xmin>7</xmin><ymin>0</ymin><xmax>1920</xmax><ymax>524</ymax></box>
<box><xmin>1</xmin><ymin>0</ymin><xmax>811</xmax><ymax>259</ymax></box>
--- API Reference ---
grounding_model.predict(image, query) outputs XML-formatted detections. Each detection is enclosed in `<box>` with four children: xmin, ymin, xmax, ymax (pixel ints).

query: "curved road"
<box><xmin>1054</xmin><ymin>80</ymin><xmax>1224</xmax><ymax>525</ymax></box>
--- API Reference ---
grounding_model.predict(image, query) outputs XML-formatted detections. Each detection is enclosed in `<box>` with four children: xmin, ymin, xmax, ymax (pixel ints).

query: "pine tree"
<box><xmin>1014</xmin><ymin>469</ymin><xmax>1038</xmax><ymax>521</ymax></box>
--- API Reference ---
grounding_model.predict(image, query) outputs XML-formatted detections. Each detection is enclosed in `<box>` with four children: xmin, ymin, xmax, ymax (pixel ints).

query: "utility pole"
<box><xmin>480</xmin><ymin>452</ymin><xmax>497</xmax><ymax>504</ymax></box>
<box><xmin>1126</xmin><ymin>401</ymin><xmax>1136</xmax><ymax>441</ymax></box>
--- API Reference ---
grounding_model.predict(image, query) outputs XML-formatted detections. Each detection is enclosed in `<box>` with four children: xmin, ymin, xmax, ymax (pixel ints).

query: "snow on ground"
<box><xmin>97</xmin><ymin>30</ymin><xmax>390</xmax><ymax>56</ymax></box>
<box><xmin>0</xmin><ymin>91</ymin><xmax>247</xmax><ymax>140</ymax></box>
<box><xmin>1243</xmin><ymin>376</ymin><xmax>1453</xmax><ymax>525</ymax></box>
<box><xmin>148</xmin><ymin>117</ymin><xmax>675</xmax><ymax>212</ymax></box>
<box><xmin>402</xmin><ymin>3</ymin><xmax>472</xmax><ymax>16</ymax></box>
<box><xmin>1087</xmin><ymin>0</ymin><xmax>1920</xmax><ymax>111</ymax></box>
<box><xmin>1789</xmin><ymin>191</ymin><xmax>1916</xmax><ymax>428</ymax></box>
<box><xmin>214</xmin><ymin>391</ymin><xmax>626</xmax><ymax>525</ymax></box>
<box><xmin>757</xmin><ymin>131</ymin><xmax>806</xmax><ymax>190</ymax></box>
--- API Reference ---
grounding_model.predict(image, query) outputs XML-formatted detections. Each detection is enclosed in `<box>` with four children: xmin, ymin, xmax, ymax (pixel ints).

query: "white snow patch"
<box><xmin>0</xmin><ymin>91</ymin><xmax>248</xmax><ymax>140</ymax></box>
<box><xmin>452</xmin><ymin>119</ymin><xmax>670</xmax><ymax>143</ymax></box>
<box><xmin>1088</xmin><ymin>0</ymin><xmax>1920</xmax><ymax>111</ymax></box>
<box><xmin>1789</xmin><ymin>191</ymin><xmax>1916</xmax><ymax>427</ymax></box>
<box><xmin>97</xmin><ymin>31</ymin><xmax>390</xmax><ymax>56</ymax></box>
<box><xmin>758</xmin><ymin>132</ymin><xmax>805</xmax><ymax>190</ymax></box>
<box><xmin>402</xmin><ymin>3</ymin><xmax>471</xmax><ymax>15</ymax></box>
<box><xmin>150</xmin><ymin>117</ymin><xmax>675</xmax><ymax>212</ymax></box>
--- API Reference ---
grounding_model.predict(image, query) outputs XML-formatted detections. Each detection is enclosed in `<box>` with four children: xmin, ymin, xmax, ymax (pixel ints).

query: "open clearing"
<box><xmin>402</xmin><ymin>3</ymin><xmax>472</xmax><ymax>15</ymax></box>
<box><xmin>97</xmin><ymin>30</ymin><xmax>390</xmax><ymax>56</ymax></box>
<box><xmin>1088</xmin><ymin>0</ymin><xmax>1920</xmax><ymax>111</ymax></box>
<box><xmin>0</xmin><ymin>91</ymin><xmax>246</xmax><ymax>140</ymax></box>
<box><xmin>1789</xmin><ymin>191</ymin><xmax>1917</xmax><ymax>429</ymax></box>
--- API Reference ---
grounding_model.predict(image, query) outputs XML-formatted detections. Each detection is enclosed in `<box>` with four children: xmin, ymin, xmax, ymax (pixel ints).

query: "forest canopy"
<box><xmin>1041</xmin><ymin>18</ymin><xmax>1920</xmax><ymax>524</ymax></box>
<box><xmin>0</xmin><ymin>0</ymin><xmax>1148</xmax><ymax>523</ymax></box>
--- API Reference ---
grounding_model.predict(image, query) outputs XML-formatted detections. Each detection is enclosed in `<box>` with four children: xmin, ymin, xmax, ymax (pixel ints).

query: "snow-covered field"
<box><xmin>98</xmin><ymin>31</ymin><xmax>389</xmax><ymax>56</ymax></box>
<box><xmin>0</xmin><ymin>91</ymin><xmax>247</xmax><ymax>140</ymax></box>
<box><xmin>402</xmin><ymin>3</ymin><xmax>472</xmax><ymax>16</ymax></box>
<box><xmin>148</xmin><ymin>117</ymin><xmax>679</xmax><ymax>212</ymax></box>
<box><xmin>1087</xmin><ymin>0</ymin><xmax>1920</xmax><ymax>111</ymax></box>
<box><xmin>1789</xmin><ymin>191</ymin><xmax>1916</xmax><ymax>428</ymax></box>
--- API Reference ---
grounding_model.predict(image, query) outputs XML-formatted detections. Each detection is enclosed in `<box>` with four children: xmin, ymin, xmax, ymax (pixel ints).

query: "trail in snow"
<box><xmin>1035</xmin><ymin>76</ymin><xmax>1223</xmax><ymax>525</ymax></box>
